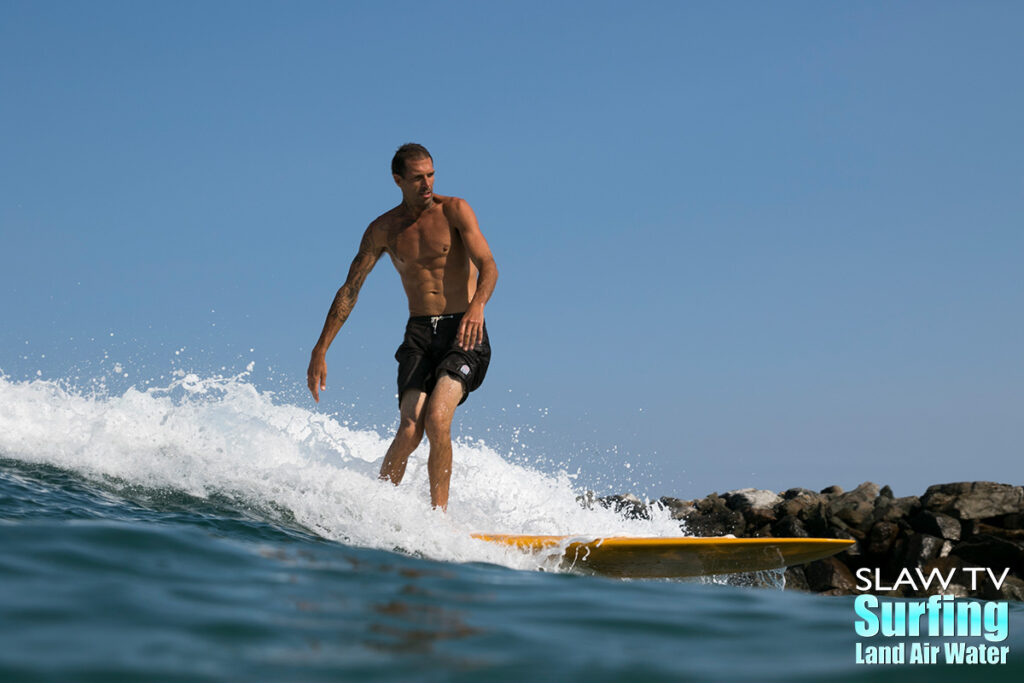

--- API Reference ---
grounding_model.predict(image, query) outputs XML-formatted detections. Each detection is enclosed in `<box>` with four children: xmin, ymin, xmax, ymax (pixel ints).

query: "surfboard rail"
<box><xmin>472</xmin><ymin>534</ymin><xmax>855</xmax><ymax>578</ymax></box>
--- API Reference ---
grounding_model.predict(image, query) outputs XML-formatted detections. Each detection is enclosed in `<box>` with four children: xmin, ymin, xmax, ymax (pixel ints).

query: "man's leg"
<box><xmin>423</xmin><ymin>374</ymin><xmax>465</xmax><ymax>510</ymax></box>
<box><xmin>379</xmin><ymin>389</ymin><xmax>428</xmax><ymax>485</ymax></box>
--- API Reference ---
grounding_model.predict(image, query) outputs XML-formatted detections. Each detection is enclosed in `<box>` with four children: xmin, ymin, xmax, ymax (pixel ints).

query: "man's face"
<box><xmin>394</xmin><ymin>156</ymin><xmax>435</xmax><ymax>208</ymax></box>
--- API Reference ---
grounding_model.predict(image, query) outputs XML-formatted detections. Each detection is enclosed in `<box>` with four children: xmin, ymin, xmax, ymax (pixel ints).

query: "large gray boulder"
<box><xmin>658</xmin><ymin>494</ymin><xmax>746</xmax><ymax>536</ymax></box>
<box><xmin>828</xmin><ymin>481</ymin><xmax>880</xmax><ymax>532</ymax></box>
<box><xmin>873</xmin><ymin>495</ymin><xmax>922</xmax><ymax>524</ymax></box>
<box><xmin>922</xmin><ymin>482</ymin><xmax>1024</xmax><ymax>520</ymax></box>
<box><xmin>776</xmin><ymin>488</ymin><xmax>828</xmax><ymax>520</ymax></box>
<box><xmin>723</xmin><ymin>488</ymin><xmax>782</xmax><ymax>527</ymax></box>
<box><xmin>804</xmin><ymin>557</ymin><xmax>857</xmax><ymax>593</ymax></box>
<box><xmin>909</xmin><ymin>510</ymin><xmax>962</xmax><ymax>541</ymax></box>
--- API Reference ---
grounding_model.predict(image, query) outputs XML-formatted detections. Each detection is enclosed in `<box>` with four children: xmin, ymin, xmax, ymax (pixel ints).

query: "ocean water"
<box><xmin>1</xmin><ymin>371</ymin><xmax>1022</xmax><ymax>682</ymax></box>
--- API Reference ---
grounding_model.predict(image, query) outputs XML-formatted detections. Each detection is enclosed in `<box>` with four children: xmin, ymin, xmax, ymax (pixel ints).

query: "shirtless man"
<box><xmin>307</xmin><ymin>143</ymin><xmax>498</xmax><ymax>511</ymax></box>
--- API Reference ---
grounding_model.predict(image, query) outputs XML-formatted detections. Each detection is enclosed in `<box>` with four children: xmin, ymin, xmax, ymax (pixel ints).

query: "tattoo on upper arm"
<box><xmin>329</xmin><ymin>229</ymin><xmax>380</xmax><ymax>323</ymax></box>
<box><xmin>348</xmin><ymin>230</ymin><xmax>378</xmax><ymax>287</ymax></box>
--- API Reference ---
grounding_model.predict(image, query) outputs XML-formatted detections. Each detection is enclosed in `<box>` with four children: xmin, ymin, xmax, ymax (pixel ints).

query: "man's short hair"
<box><xmin>391</xmin><ymin>143</ymin><xmax>432</xmax><ymax>177</ymax></box>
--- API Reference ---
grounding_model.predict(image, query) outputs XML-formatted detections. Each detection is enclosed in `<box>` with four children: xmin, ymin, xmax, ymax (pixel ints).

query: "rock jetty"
<box><xmin>595</xmin><ymin>481</ymin><xmax>1024</xmax><ymax>600</ymax></box>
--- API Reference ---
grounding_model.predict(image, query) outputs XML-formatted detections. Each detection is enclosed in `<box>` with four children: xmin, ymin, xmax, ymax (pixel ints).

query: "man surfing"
<box><xmin>307</xmin><ymin>143</ymin><xmax>498</xmax><ymax>511</ymax></box>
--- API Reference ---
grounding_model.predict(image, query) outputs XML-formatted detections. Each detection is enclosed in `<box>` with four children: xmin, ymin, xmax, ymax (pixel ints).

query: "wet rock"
<box><xmin>832</xmin><ymin>528</ymin><xmax>862</xmax><ymax>561</ymax></box>
<box><xmin>776</xmin><ymin>489</ymin><xmax>828</xmax><ymax>520</ymax></box>
<box><xmin>921</xmin><ymin>482</ymin><xmax>1024</xmax><ymax>520</ymax></box>
<box><xmin>772</xmin><ymin>515</ymin><xmax>809</xmax><ymax>538</ymax></box>
<box><xmin>783</xmin><ymin>566</ymin><xmax>810</xmax><ymax>592</ymax></box>
<box><xmin>959</xmin><ymin>519</ymin><xmax>981</xmax><ymax>539</ymax></box>
<box><xmin>882</xmin><ymin>536</ymin><xmax>909</xmax><ymax>583</ymax></box>
<box><xmin>802</xmin><ymin>501</ymin><xmax>833</xmax><ymax>538</ymax></box>
<box><xmin>909</xmin><ymin>511</ymin><xmax>961</xmax><ymax>541</ymax></box>
<box><xmin>872</xmin><ymin>495</ymin><xmax>921</xmax><ymax>524</ymax></box>
<box><xmin>902</xmin><ymin>533</ymin><xmax>945</xmax><ymax>567</ymax></box>
<box><xmin>723</xmin><ymin>488</ymin><xmax>781</xmax><ymax>526</ymax></box>
<box><xmin>723</xmin><ymin>488</ymin><xmax>782</xmax><ymax>510</ymax></box>
<box><xmin>828</xmin><ymin>482</ymin><xmax>880</xmax><ymax>533</ymax></box>
<box><xmin>826</xmin><ymin>515</ymin><xmax>852</xmax><ymax>535</ymax></box>
<box><xmin>599</xmin><ymin>493</ymin><xmax>650</xmax><ymax>520</ymax></box>
<box><xmin>867</xmin><ymin>521</ymin><xmax>901</xmax><ymax>556</ymax></box>
<box><xmin>653</xmin><ymin>481</ymin><xmax>1024</xmax><ymax>600</ymax></box>
<box><xmin>656</xmin><ymin>496</ymin><xmax>691</xmax><ymax>520</ymax></box>
<box><xmin>952</xmin><ymin>535</ymin><xmax>1024</xmax><ymax>574</ymax></box>
<box><xmin>804</xmin><ymin>557</ymin><xmax>857</xmax><ymax>593</ymax></box>
<box><xmin>679</xmin><ymin>494</ymin><xmax>745</xmax><ymax>537</ymax></box>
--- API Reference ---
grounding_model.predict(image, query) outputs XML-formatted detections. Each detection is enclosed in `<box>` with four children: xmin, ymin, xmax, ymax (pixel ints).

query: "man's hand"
<box><xmin>307</xmin><ymin>352</ymin><xmax>327</xmax><ymax>402</ymax></box>
<box><xmin>457</xmin><ymin>303</ymin><xmax>485</xmax><ymax>350</ymax></box>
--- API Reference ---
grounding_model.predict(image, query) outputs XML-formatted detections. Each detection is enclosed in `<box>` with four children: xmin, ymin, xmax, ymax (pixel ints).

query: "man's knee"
<box><xmin>398</xmin><ymin>409</ymin><xmax>424</xmax><ymax>436</ymax></box>
<box><xmin>397</xmin><ymin>390</ymin><xmax>427</xmax><ymax>441</ymax></box>
<box><xmin>424</xmin><ymin>398</ymin><xmax>456</xmax><ymax>439</ymax></box>
<box><xmin>424</xmin><ymin>406</ymin><xmax>451</xmax><ymax>441</ymax></box>
<box><xmin>396</xmin><ymin>421</ymin><xmax>424</xmax><ymax>449</ymax></box>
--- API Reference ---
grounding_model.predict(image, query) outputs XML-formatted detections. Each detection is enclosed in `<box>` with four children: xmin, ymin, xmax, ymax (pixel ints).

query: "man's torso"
<box><xmin>372</xmin><ymin>195</ymin><xmax>477</xmax><ymax>317</ymax></box>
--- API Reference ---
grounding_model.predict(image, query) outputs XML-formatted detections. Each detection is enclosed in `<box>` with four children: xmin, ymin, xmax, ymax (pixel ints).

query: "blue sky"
<box><xmin>2</xmin><ymin>1</ymin><xmax>1022</xmax><ymax>497</ymax></box>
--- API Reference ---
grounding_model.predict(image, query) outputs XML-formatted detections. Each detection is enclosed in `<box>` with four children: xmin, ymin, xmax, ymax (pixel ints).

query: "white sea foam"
<box><xmin>0</xmin><ymin>369</ymin><xmax>682</xmax><ymax>572</ymax></box>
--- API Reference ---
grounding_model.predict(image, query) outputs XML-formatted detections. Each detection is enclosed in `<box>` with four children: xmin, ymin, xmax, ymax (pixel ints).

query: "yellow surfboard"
<box><xmin>472</xmin><ymin>534</ymin><xmax>854</xmax><ymax>578</ymax></box>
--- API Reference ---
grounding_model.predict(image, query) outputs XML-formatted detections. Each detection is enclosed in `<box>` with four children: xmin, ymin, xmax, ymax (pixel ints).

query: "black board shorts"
<box><xmin>395</xmin><ymin>313</ymin><xmax>491</xmax><ymax>406</ymax></box>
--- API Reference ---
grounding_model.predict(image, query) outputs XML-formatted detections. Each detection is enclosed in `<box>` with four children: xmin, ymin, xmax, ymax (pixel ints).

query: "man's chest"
<box><xmin>386</xmin><ymin>218</ymin><xmax>458</xmax><ymax>264</ymax></box>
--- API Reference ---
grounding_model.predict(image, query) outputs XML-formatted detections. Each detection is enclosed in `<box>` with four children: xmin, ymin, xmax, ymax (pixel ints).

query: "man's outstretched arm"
<box><xmin>307</xmin><ymin>226</ymin><xmax>383</xmax><ymax>402</ymax></box>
